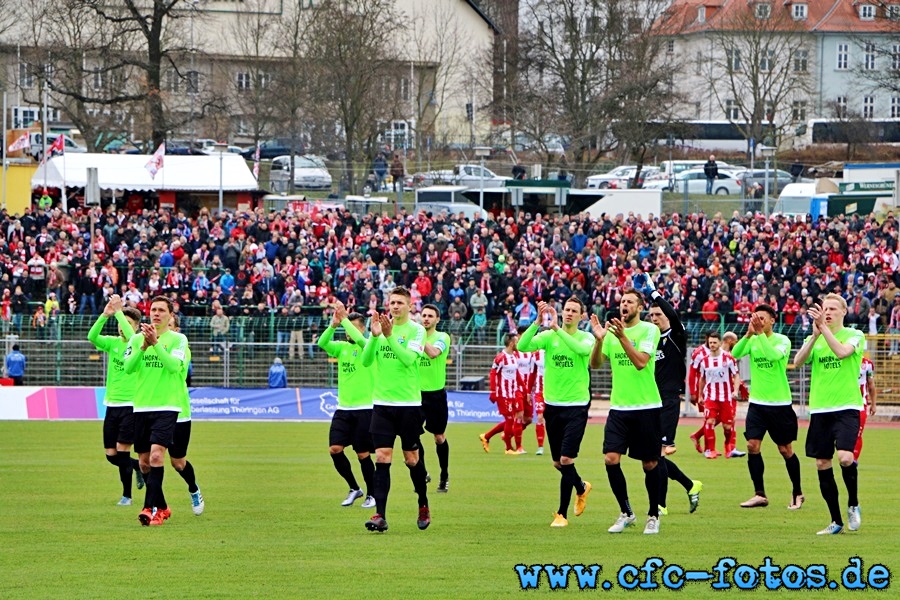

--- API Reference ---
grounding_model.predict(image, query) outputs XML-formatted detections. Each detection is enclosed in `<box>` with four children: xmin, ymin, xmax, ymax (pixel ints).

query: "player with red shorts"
<box><xmin>480</xmin><ymin>334</ymin><xmax>524</xmax><ymax>454</ymax></box>
<box><xmin>516</xmin><ymin>349</ymin><xmax>535</xmax><ymax>440</ymax></box>
<box><xmin>697</xmin><ymin>331</ymin><xmax>740</xmax><ymax>458</ymax></box>
<box><xmin>854</xmin><ymin>356</ymin><xmax>877</xmax><ymax>461</ymax></box>
<box><xmin>690</xmin><ymin>333</ymin><xmax>746</xmax><ymax>456</ymax></box>
<box><xmin>531</xmin><ymin>349</ymin><xmax>546</xmax><ymax>455</ymax></box>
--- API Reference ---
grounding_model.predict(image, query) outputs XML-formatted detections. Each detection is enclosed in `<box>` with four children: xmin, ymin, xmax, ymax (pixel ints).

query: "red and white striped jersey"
<box><xmin>491</xmin><ymin>351</ymin><xmax>520</xmax><ymax>399</ymax></box>
<box><xmin>515</xmin><ymin>351</ymin><xmax>534</xmax><ymax>392</ymax></box>
<box><xmin>688</xmin><ymin>344</ymin><xmax>710</xmax><ymax>398</ymax></box>
<box><xmin>859</xmin><ymin>357</ymin><xmax>874</xmax><ymax>407</ymax></box>
<box><xmin>532</xmin><ymin>350</ymin><xmax>545</xmax><ymax>397</ymax></box>
<box><xmin>700</xmin><ymin>352</ymin><xmax>738</xmax><ymax>402</ymax></box>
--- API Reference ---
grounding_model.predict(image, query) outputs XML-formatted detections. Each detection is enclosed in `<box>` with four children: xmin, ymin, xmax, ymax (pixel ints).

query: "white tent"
<box><xmin>31</xmin><ymin>153</ymin><xmax>258</xmax><ymax>192</ymax></box>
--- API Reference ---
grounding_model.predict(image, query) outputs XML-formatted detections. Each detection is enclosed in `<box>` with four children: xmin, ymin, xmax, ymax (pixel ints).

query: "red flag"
<box><xmin>7</xmin><ymin>133</ymin><xmax>30</xmax><ymax>152</ymax></box>
<box><xmin>252</xmin><ymin>142</ymin><xmax>261</xmax><ymax>179</ymax></box>
<box><xmin>41</xmin><ymin>134</ymin><xmax>66</xmax><ymax>164</ymax></box>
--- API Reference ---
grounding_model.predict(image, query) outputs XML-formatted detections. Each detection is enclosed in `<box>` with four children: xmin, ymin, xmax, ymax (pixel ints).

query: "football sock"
<box><xmin>841</xmin><ymin>463</ymin><xmax>859</xmax><ymax>507</ymax></box>
<box><xmin>665</xmin><ymin>457</ymin><xmax>694</xmax><ymax>492</ymax></box>
<box><xmin>176</xmin><ymin>461</ymin><xmax>199</xmax><ymax>494</ymax></box>
<box><xmin>105</xmin><ymin>454</ymin><xmax>118</xmax><ymax>467</ymax></box>
<box><xmin>147</xmin><ymin>466</ymin><xmax>167</xmax><ymax>510</ymax></box>
<box><xmin>358</xmin><ymin>455</ymin><xmax>375</xmax><ymax>494</ymax></box>
<box><xmin>645</xmin><ymin>463</ymin><xmax>660</xmax><ymax>518</ymax></box>
<box><xmin>692</xmin><ymin>424</ymin><xmax>705</xmax><ymax>448</ymax></box>
<box><xmin>418</xmin><ymin>443</ymin><xmax>426</xmax><ymax>476</ymax></box>
<box><xmin>484</xmin><ymin>422</ymin><xmax>504</xmax><ymax>441</ymax></box>
<box><xmin>116</xmin><ymin>451</ymin><xmax>133</xmax><ymax>498</ymax></box>
<box><xmin>373</xmin><ymin>462</ymin><xmax>391</xmax><ymax>516</ymax></box>
<box><xmin>748</xmin><ymin>452</ymin><xmax>766</xmax><ymax>497</ymax></box>
<box><xmin>784</xmin><ymin>454</ymin><xmax>802</xmax><ymax>496</ymax></box>
<box><xmin>817</xmin><ymin>468</ymin><xmax>842</xmax><ymax>525</ymax></box>
<box><xmin>408</xmin><ymin>459</ymin><xmax>429</xmax><ymax>508</ymax></box>
<box><xmin>728</xmin><ymin>427</ymin><xmax>738</xmax><ymax>450</ymax></box>
<box><xmin>502</xmin><ymin>417</ymin><xmax>514</xmax><ymax>450</ymax></box>
<box><xmin>513</xmin><ymin>421</ymin><xmax>523</xmax><ymax>451</ymax></box>
<box><xmin>435</xmin><ymin>440</ymin><xmax>449</xmax><ymax>481</ymax></box>
<box><xmin>724</xmin><ymin>428</ymin><xmax>734</xmax><ymax>454</ymax></box>
<box><xmin>330</xmin><ymin>452</ymin><xmax>359</xmax><ymax>490</ymax></box>
<box><xmin>703</xmin><ymin>422</ymin><xmax>716</xmax><ymax>453</ymax></box>
<box><xmin>606</xmin><ymin>463</ymin><xmax>632</xmax><ymax>515</ymax></box>
<box><xmin>557</xmin><ymin>464</ymin><xmax>580</xmax><ymax>518</ymax></box>
<box><xmin>657</xmin><ymin>456</ymin><xmax>669</xmax><ymax>508</ymax></box>
<box><xmin>535</xmin><ymin>423</ymin><xmax>545</xmax><ymax>447</ymax></box>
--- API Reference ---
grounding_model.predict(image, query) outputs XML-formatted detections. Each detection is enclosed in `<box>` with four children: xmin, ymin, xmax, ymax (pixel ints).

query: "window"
<box><xmin>698</xmin><ymin>6</ymin><xmax>706</xmax><ymax>23</ymax></box>
<box><xmin>586</xmin><ymin>15</ymin><xmax>602</xmax><ymax>39</ymax></box>
<box><xmin>765</xmin><ymin>101</ymin><xmax>776</xmax><ymax>121</ymax></box>
<box><xmin>165</xmin><ymin>70</ymin><xmax>179</xmax><ymax>93</ymax></box>
<box><xmin>186</xmin><ymin>70</ymin><xmax>199</xmax><ymax>95</ymax></box>
<box><xmin>793</xmin><ymin>49</ymin><xmax>808</xmax><ymax>72</ymax></box>
<box><xmin>725</xmin><ymin>99</ymin><xmax>740</xmax><ymax>120</ymax></box>
<box><xmin>863</xmin><ymin>96</ymin><xmax>874</xmax><ymax>119</ymax></box>
<box><xmin>667</xmin><ymin>40</ymin><xmax>675</xmax><ymax>54</ymax></box>
<box><xmin>399</xmin><ymin>77</ymin><xmax>409</xmax><ymax>102</ymax></box>
<box><xmin>694</xmin><ymin>102</ymin><xmax>702</xmax><ymax>119</ymax></box>
<box><xmin>859</xmin><ymin>4</ymin><xmax>875</xmax><ymax>20</ymax></box>
<box><xmin>760</xmin><ymin>50</ymin><xmax>775</xmax><ymax>72</ymax></box>
<box><xmin>893</xmin><ymin>44</ymin><xmax>900</xmax><ymax>70</ymax></box>
<box><xmin>864</xmin><ymin>43</ymin><xmax>876</xmax><ymax>70</ymax></box>
<box><xmin>836</xmin><ymin>96</ymin><xmax>847</xmax><ymax>118</ymax></box>
<box><xmin>889</xmin><ymin>5</ymin><xmax>900</xmax><ymax>20</ymax></box>
<box><xmin>837</xmin><ymin>43</ymin><xmax>849</xmax><ymax>70</ymax></box>
<box><xmin>792</xmin><ymin>100</ymin><xmax>807</xmax><ymax>122</ymax></box>
<box><xmin>755</xmin><ymin>2</ymin><xmax>771</xmax><ymax>19</ymax></box>
<box><xmin>892</xmin><ymin>97</ymin><xmax>900</xmax><ymax>118</ymax></box>
<box><xmin>236</xmin><ymin>72</ymin><xmax>251</xmax><ymax>92</ymax></box>
<box><xmin>726</xmin><ymin>48</ymin><xmax>742</xmax><ymax>72</ymax></box>
<box><xmin>695</xmin><ymin>51</ymin><xmax>703</xmax><ymax>75</ymax></box>
<box><xmin>258</xmin><ymin>72</ymin><xmax>271</xmax><ymax>89</ymax></box>
<box><xmin>19</xmin><ymin>63</ymin><xmax>34</xmax><ymax>89</ymax></box>
<box><xmin>92</xmin><ymin>68</ymin><xmax>104</xmax><ymax>91</ymax></box>
<box><xmin>792</xmin><ymin>3</ymin><xmax>807</xmax><ymax>20</ymax></box>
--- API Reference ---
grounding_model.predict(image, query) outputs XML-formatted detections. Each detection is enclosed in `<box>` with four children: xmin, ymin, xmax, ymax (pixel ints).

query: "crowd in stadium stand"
<box><xmin>1</xmin><ymin>204</ymin><xmax>899</xmax><ymax>341</ymax></box>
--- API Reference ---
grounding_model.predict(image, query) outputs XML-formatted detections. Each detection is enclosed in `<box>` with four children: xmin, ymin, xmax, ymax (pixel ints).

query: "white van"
<box><xmin>775</xmin><ymin>182</ymin><xmax>818</xmax><ymax>216</ymax></box>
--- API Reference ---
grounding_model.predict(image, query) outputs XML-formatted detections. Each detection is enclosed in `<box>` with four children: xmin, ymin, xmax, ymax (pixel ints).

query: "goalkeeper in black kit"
<box><xmin>636</xmin><ymin>274</ymin><xmax>703</xmax><ymax>515</ymax></box>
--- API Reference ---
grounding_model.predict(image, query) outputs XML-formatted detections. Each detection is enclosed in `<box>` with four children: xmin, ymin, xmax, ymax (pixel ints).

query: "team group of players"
<box><xmin>90</xmin><ymin>294</ymin><xmax>204</xmax><ymax>526</ymax></box>
<box><xmin>92</xmin><ymin>274</ymin><xmax>874</xmax><ymax>536</ymax></box>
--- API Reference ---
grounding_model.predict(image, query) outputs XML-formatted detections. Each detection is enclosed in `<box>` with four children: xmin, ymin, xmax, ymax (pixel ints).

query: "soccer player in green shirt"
<box><xmin>87</xmin><ymin>295</ymin><xmax>144</xmax><ymax>506</ymax></box>
<box><xmin>168</xmin><ymin>315</ymin><xmax>204</xmax><ymax>516</ymax></box>
<box><xmin>317</xmin><ymin>301</ymin><xmax>376</xmax><ymax>509</ymax></box>
<box><xmin>590</xmin><ymin>288</ymin><xmax>663</xmax><ymax>535</ymax></box>
<box><xmin>793</xmin><ymin>294</ymin><xmax>865</xmax><ymax>535</ymax></box>
<box><xmin>731</xmin><ymin>304</ymin><xmax>804</xmax><ymax>511</ymax></box>
<box><xmin>360</xmin><ymin>287</ymin><xmax>429</xmax><ymax>532</ymax></box>
<box><xmin>518</xmin><ymin>298</ymin><xmax>594</xmax><ymax>528</ymax></box>
<box><xmin>124</xmin><ymin>296</ymin><xmax>190</xmax><ymax>527</ymax></box>
<box><xmin>418</xmin><ymin>304</ymin><xmax>452</xmax><ymax>493</ymax></box>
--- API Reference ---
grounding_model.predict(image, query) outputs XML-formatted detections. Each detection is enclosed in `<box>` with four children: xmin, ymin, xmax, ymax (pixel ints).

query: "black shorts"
<box><xmin>329</xmin><ymin>409</ymin><xmax>375</xmax><ymax>453</ymax></box>
<box><xmin>133</xmin><ymin>410</ymin><xmax>178</xmax><ymax>454</ymax></box>
<box><xmin>603</xmin><ymin>408</ymin><xmax>662</xmax><ymax>462</ymax></box>
<box><xmin>659</xmin><ymin>396</ymin><xmax>681</xmax><ymax>447</ymax></box>
<box><xmin>744</xmin><ymin>403</ymin><xmax>798</xmax><ymax>446</ymax></box>
<box><xmin>102</xmin><ymin>405</ymin><xmax>135</xmax><ymax>449</ymax></box>
<box><xmin>543</xmin><ymin>404</ymin><xmax>589</xmax><ymax>462</ymax></box>
<box><xmin>806</xmin><ymin>410</ymin><xmax>861</xmax><ymax>459</ymax></box>
<box><xmin>369</xmin><ymin>405</ymin><xmax>424</xmax><ymax>452</ymax></box>
<box><xmin>169</xmin><ymin>421</ymin><xmax>192</xmax><ymax>460</ymax></box>
<box><xmin>421</xmin><ymin>389</ymin><xmax>448</xmax><ymax>435</ymax></box>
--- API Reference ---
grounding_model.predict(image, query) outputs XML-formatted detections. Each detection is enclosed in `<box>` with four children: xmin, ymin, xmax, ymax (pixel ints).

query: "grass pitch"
<box><xmin>0</xmin><ymin>420</ymin><xmax>897</xmax><ymax>598</ymax></box>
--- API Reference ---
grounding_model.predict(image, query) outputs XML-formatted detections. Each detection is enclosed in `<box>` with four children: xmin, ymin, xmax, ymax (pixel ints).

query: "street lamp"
<box><xmin>760</xmin><ymin>145</ymin><xmax>776</xmax><ymax>215</ymax></box>
<box><xmin>474</xmin><ymin>146</ymin><xmax>491</xmax><ymax>214</ymax></box>
<box><xmin>214</xmin><ymin>143</ymin><xmax>227</xmax><ymax>214</ymax></box>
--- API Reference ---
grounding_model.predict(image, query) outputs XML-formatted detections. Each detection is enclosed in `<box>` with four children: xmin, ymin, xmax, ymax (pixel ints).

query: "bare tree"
<box><xmin>302</xmin><ymin>0</ymin><xmax>404</xmax><ymax>194</ymax></box>
<box><xmin>851</xmin><ymin>8</ymin><xmax>900</xmax><ymax>96</ymax></box>
<box><xmin>703</xmin><ymin>3</ymin><xmax>813</xmax><ymax>152</ymax></box>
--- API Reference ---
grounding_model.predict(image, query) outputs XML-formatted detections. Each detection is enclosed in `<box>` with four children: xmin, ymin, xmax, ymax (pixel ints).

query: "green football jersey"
<box><xmin>87</xmin><ymin>312</ymin><xmax>136</xmax><ymax>406</ymax></box>
<box><xmin>601</xmin><ymin>320</ymin><xmax>662</xmax><ymax>410</ymax></box>
<box><xmin>361</xmin><ymin>319</ymin><xmax>425</xmax><ymax>406</ymax></box>
<box><xmin>318</xmin><ymin>323</ymin><xmax>374</xmax><ymax>409</ymax></box>
<box><xmin>178</xmin><ymin>350</ymin><xmax>193</xmax><ymax>422</ymax></box>
<box><xmin>517</xmin><ymin>324</ymin><xmax>593</xmax><ymax>406</ymax></box>
<box><xmin>419</xmin><ymin>331</ymin><xmax>451</xmax><ymax>392</ymax></box>
<box><xmin>124</xmin><ymin>328</ymin><xmax>190</xmax><ymax>413</ymax></box>
<box><xmin>805</xmin><ymin>327</ymin><xmax>865</xmax><ymax>413</ymax></box>
<box><xmin>731</xmin><ymin>332</ymin><xmax>792</xmax><ymax>406</ymax></box>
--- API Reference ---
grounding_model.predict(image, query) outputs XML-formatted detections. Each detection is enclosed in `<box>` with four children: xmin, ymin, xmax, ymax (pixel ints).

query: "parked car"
<box><xmin>452</xmin><ymin>164</ymin><xmax>511</xmax><ymax>188</ymax></box>
<box><xmin>241</xmin><ymin>138</ymin><xmax>305</xmax><ymax>160</ymax></box>
<box><xmin>270</xmin><ymin>155</ymin><xmax>332</xmax><ymax>190</ymax></box>
<box><xmin>738</xmin><ymin>169</ymin><xmax>814</xmax><ymax>194</ymax></box>
<box><xmin>586</xmin><ymin>165</ymin><xmax>636</xmax><ymax>189</ymax></box>
<box><xmin>201</xmin><ymin>145</ymin><xmax>245</xmax><ymax>156</ymax></box>
<box><xmin>644</xmin><ymin>167</ymin><xmax>744</xmax><ymax>195</ymax></box>
<box><xmin>29</xmin><ymin>133</ymin><xmax>87</xmax><ymax>161</ymax></box>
